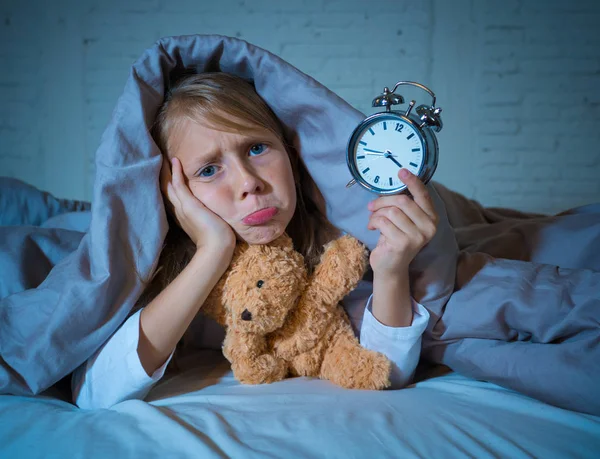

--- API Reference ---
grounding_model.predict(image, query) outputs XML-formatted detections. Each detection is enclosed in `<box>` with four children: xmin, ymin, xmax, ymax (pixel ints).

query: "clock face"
<box><xmin>350</xmin><ymin>115</ymin><xmax>426</xmax><ymax>193</ymax></box>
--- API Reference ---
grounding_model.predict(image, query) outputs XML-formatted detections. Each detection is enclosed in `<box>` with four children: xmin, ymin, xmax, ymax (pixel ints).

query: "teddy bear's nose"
<box><xmin>241</xmin><ymin>309</ymin><xmax>252</xmax><ymax>321</ymax></box>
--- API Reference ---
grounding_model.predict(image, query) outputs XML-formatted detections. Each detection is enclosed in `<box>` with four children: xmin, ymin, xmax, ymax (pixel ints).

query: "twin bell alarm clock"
<box><xmin>346</xmin><ymin>81</ymin><xmax>442</xmax><ymax>195</ymax></box>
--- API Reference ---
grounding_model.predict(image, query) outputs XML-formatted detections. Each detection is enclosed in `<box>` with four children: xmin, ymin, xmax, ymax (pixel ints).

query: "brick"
<box><xmin>520</xmin><ymin>58</ymin><xmax>600</xmax><ymax>75</ymax></box>
<box><xmin>483</xmin><ymin>26</ymin><xmax>525</xmax><ymax>45</ymax></box>
<box><xmin>482</xmin><ymin>56</ymin><xmax>520</xmax><ymax>74</ymax></box>
<box><xmin>479</xmin><ymin>134</ymin><xmax>557</xmax><ymax>154</ymax></box>
<box><xmin>527</xmin><ymin>164</ymin><xmax>563</xmax><ymax>180</ymax></box>
<box><xmin>85</xmin><ymin>0</ymin><xmax>160</xmax><ymax>13</ymax></box>
<box><xmin>233</xmin><ymin>0</ymin><xmax>324</xmax><ymax>14</ymax></box>
<box><xmin>479</xmin><ymin>119</ymin><xmax>520</xmax><ymax>135</ymax></box>
<box><xmin>280</xmin><ymin>43</ymin><xmax>358</xmax><ymax>60</ymax></box>
<box><xmin>322</xmin><ymin>0</ymin><xmax>426</xmax><ymax>15</ymax></box>
<box><xmin>478</xmin><ymin>102</ymin><xmax>523</xmax><ymax>120</ymax></box>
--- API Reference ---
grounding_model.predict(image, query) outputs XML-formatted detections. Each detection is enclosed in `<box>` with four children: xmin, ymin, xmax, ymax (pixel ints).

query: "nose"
<box><xmin>235</xmin><ymin>163</ymin><xmax>265</xmax><ymax>199</ymax></box>
<box><xmin>241</xmin><ymin>309</ymin><xmax>252</xmax><ymax>321</ymax></box>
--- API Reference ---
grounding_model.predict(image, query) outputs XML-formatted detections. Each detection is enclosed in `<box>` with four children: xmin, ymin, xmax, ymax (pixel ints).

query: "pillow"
<box><xmin>0</xmin><ymin>177</ymin><xmax>90</xmax><ymax>227</ymax></box>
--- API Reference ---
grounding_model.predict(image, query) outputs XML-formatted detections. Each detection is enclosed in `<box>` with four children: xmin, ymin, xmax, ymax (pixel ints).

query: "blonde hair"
<box><xmin>136</xmin><ymin>72</ymin><xmax>340</xmax><ymax>311</ymax></box>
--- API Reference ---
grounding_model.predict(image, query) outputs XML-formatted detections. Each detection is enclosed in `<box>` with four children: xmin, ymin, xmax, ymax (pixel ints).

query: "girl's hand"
<box><xmin>367</xmin><ymin>168</ymin><xmax>439</xmax><ymax>276</ymax></box>
<box><xmin>160</xmin><ymin>156</ymin><xmax>236</xmax><ymax>254</ymax></box>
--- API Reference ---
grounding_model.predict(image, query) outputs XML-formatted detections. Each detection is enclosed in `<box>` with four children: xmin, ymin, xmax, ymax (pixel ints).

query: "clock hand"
<box><xmin>363</xmin><ymin>148</ymin><xmax>385</xmax><ymax>154</ymax></box>
<box><xmin>363</xmin><ymin>149</ymin><xmax>398</xmax><ymax>158</ymax></box>
<box><xmin>387</xmin><ymin>155</ymin><xmax>403</xmax><ymax>169</ymax></box>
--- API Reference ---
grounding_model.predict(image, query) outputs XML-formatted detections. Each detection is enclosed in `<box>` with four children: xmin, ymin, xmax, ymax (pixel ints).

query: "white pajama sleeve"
<box><xmin>71</xmin><ymin>309</ymin><xmax>174</xmax><ymax>409</ymax></box>
<box><xmin>359</xmin><ymin>295</ymin><xmax>429</xmax><ymax>389</ymax></box>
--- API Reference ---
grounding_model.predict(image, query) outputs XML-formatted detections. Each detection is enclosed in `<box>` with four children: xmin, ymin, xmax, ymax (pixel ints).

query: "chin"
<box><xmin>237</xmin><ymin>223</ymin><xmax>285</xmax><ymax>245</ymax></box>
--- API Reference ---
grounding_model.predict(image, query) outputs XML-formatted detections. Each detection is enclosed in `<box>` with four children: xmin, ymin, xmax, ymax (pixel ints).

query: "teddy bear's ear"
<box><xmin>268</xmin><ymin>232</ymin><xmax>294</xmax><ymax>251</ymax></box>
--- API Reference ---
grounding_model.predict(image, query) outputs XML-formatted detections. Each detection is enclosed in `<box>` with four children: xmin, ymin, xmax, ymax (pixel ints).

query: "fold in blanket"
<box><xmin>0</xmin><ymin>35</ymin><xmax>598</xmax><ymax>415</ymax></box>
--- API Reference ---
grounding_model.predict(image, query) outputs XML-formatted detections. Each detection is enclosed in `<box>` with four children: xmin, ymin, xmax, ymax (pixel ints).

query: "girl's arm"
<box><xmin>72</xmin><ymin>246</ymin><xmax>232</xmax><ymax>409</ymax></box>
<box><xmin>371</xmin><ymin>268</ymin><xmax>413</xmax><ymax>327</ymax></box>
<box><xmin>143</xmin><ymin>155</ymin><xmax>235</xmax><ymax>375</ymax></box>
<box><xmin>138</xmin><ymin>246</ymin><xmax>231</xmax><ymax>376</ymax></box>
<box><xmin>71</xmin><ymin>308</ymin><xmax>165</xmax><ymax>410</ymax></box>
<box><xmin>362</xmin><ymin>168</ymin><xmax>438</xmax><ymax>388</ymax></box>
<box><xmin>73</xmin><ymin>156</ymin><xmax>236</xmax><ymax>409</ymax></box>
<box><xmin>359</xmin><ymin>268</ymin><xmax>429</xmax><ymax>389</ymax></box>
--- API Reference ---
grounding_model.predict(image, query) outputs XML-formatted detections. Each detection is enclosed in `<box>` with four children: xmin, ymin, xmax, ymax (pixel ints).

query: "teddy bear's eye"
<box><xmin>256</xmin><ymin>280</ymin><xmax>264</xmax><ymax>288</ymax></box>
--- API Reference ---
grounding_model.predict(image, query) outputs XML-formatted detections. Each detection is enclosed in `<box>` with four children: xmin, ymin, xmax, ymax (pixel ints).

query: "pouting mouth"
<box><xmin>242</xmin><ymin>207</ymin><xmax>278</xmax><ymax>226</ymax></box>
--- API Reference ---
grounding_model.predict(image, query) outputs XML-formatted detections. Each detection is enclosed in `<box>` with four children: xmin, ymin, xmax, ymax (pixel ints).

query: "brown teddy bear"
<box><xmin>201</xmin><ymin>233</ymin><xmax>392</xmax><ymax>390</ymax></box>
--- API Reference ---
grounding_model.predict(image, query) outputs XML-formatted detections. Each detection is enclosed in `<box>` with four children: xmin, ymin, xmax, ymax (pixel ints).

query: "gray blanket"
<box><xmin>1</xmin><ymin>35</ymin><xmax>598</xmax><ymax>415</ymax></box>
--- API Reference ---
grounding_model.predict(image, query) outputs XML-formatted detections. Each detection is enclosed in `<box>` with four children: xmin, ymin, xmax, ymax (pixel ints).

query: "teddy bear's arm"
<box><xmin>272</xmin><ymin>235</ymin><xmax>368</xmax><ymax>359</ymax></box>
<box><xmin>311</xmin><ymin>234</ymin><xmax>369</xmax><ymax>303</ymax></box>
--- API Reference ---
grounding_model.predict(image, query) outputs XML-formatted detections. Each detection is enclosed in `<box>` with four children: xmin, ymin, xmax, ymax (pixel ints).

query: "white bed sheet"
<box><xmin>1</xmin><ymin>350</ymin><xmax>598</xmax><ymax>458</ymax></box>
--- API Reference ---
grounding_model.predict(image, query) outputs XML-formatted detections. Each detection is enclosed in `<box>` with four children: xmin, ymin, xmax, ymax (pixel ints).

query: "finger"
<box><xmin>368</xmin><ymin>215</ymin><xmax>409</xmax><ymax>245</ymax></box>
<box><xmin>370</xmin><ymin>212</ymin><xmax>428</xmax><ymax>251</ymax></box>
<box><xmin>161</xmin><ymin>158</ymin><xmax>180</xmax><ymax>206</ymax></box>
<box><xmin>371</xmin><ymin>196</ymin><xmax>436</xmax><ymax>238</ymax></box>
<box><xmin>159</xmin><ymin>157</ymin><xmax>180</xmax><ymax>215</ymax></box>
<box><xmin>170</xmin><ymin>157</ymin><xmax>197</xmax><ymax>211</ymax></box>
<box><xmin>369</xmin><ymin>193</ymin><xmax>425</xmax><ymax>221</ymax></box>
<box><xmin>170</xmin><ymin>157</ymin><xmax>186</xmax><ymax>199</ymax></box>
<box><xmin>170</xmin><ymin>157</ymin><xmax>207</xmax><ymax>211</ymax></box>
<box><xmin>160</xmin><ymin>156</ymin><xmax>172</xmax><ymax>194</ymax></box>
<box><xmin>166</xmin><ymin>181</ymin><xmax>181</xmax><ymax>210</ymax></box>
<box><xmin>397</xmin><ymin>168</ymin><xmax>437</xmax><ymax>222</ymax></box>
<box><xmin>367</xmin><ymin>206</ymin><xmax>416</xmax><ymax>235</ymax></box>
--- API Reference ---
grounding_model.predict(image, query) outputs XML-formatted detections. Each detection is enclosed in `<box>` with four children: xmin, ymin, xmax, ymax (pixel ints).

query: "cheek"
<box><xmin>188</xmin><ymin>183</ymin><xmax>233</xmax><ymax>220</ymax></box>
<box><xmin>285</xmin><ymin>168</ymin><xmax>298</xmax><ymax>209</ymax></box>
<box><xmin>272</xmin><ymin>157</ymin><xmax>297</xmax><ymax>201</ymax></box>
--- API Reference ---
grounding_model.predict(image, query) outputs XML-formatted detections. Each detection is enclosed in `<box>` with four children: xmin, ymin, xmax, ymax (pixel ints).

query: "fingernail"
<box><xmin>400</xmin><ymin>169</ymin><xmax>410</xmax><ymax>179</ymax></box>
<box><xmin>367</xmin><ymin>201</ymin><xmax>374</xmax><ymax>210</ymax></box>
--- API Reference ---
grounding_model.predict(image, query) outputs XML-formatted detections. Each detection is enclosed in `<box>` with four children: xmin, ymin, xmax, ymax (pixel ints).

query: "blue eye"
<box><xmin>199</xmin><ymin>165</ymin><xmax>217</xmax><ymax>177</ymax></box>
<box><xmin>249</xmin><ymin>143</ymin><xmax>267</xmax><ymax>156</ymax></box>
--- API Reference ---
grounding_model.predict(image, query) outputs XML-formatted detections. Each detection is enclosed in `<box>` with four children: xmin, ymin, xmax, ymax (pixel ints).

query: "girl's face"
<box><xmin>168</xmin><ymin>118</ymin><xmax>297</xmax><ymax>244</ymax></box>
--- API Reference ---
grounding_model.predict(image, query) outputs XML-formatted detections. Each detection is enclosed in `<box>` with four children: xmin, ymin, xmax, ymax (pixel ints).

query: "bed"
<box><xmin>1</xmin><ymin>350</ymin><xmax>599</xmax><ymax>458</ymax></box>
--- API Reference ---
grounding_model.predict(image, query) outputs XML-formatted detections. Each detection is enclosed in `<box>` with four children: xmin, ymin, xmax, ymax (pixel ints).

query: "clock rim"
<box><xmin>346</xmin><ymin>112</ymin><xmax>428</xmax><ymax>195</ymax></box>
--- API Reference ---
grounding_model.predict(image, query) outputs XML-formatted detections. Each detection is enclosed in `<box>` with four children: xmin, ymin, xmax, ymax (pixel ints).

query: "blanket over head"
<box><xmin>1</xmin><ymin>34</ymin><xmax>598</xmax><ymax>415</ymax></box>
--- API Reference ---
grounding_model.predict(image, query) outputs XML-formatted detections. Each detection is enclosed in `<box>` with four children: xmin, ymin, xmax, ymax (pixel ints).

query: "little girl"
<box><xmin>71</xmin><ymin>72</ymin><xmax>439</xmax><ymax>409</ymax></box>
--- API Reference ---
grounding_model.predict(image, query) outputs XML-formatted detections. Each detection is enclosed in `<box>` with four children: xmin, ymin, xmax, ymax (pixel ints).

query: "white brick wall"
<box><xmin>1</xmin><ymin>0</ymin><xmax>599</xmax><ymax>214</ymax></box>
<box><xmin>469</xmin><ymin>0</ymin><xmax>600</xmax><ymax>212</ymax></box>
